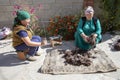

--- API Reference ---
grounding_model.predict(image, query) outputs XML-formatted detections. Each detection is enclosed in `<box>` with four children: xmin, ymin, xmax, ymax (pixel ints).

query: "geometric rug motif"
<box><xmin>39</xmin><ymin>49</ymin><xmax>117</xmax><ymax>74</ymax></box>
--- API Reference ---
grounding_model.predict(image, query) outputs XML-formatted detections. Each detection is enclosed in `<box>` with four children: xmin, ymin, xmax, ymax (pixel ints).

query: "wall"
<box><xmin>0</xmin><ymin>0</ymin><xmax>83</xmax><ymax>28</ymax></box>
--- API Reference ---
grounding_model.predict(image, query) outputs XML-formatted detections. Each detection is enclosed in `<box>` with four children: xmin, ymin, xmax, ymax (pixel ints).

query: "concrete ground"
<box><xmin>0</xmin><ymin>33</ymin><xmax>120</xmax><ymax>80</ymax></box>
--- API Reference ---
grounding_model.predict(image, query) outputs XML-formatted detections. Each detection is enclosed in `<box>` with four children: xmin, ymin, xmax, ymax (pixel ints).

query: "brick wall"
<box><xmin>0</xmin><ymin>0</ymin><xmax>84</xmax><ymax>28</ymax></box>
<box><xmin>0</xmin><ymin>0</ymin><xmax>101</xmax><ymax>29</ymax></box>
<box><xmin>83</xmin><ymin>0</ymin><xmax>94</xmax><ymax>8</ymax></box>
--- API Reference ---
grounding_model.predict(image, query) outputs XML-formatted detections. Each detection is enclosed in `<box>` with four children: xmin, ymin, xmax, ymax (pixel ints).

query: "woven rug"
<box><xmin>39</xmin><ymin>49</ymin><xmax>117</xmax><ymax>74</ymax></box>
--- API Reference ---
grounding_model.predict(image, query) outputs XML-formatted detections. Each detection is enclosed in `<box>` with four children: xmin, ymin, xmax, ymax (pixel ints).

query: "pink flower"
<box><xmin>13</xmin><ymin>5</ymin><xmax>17</xmax><ymax>9</ymax></box>
<box><xmin>14</xmin><ymin>5</ymin><xmax>21</xmax><ymax>9</ymax></box>
<box><xmin>35</xmin><ymin>15</ymin><xmax>40</xmax><ymax>19</ymax></box>
<box><xmin>30</xmin><ymin>8</ymin><xmax>35</xmax><ymax>14</ymax></box>
<box><xmin>12</xmin><ymin>11</ymin><xmax>17</xmax><ymax>16</ymax></box>
<box><xmin>38</xmin><ymin>3</ymin><xmax>43</xmax><ymax>10</ymax></box>
<box><xmin>38</xmin><ymin>4</ymin><xmax>41</xmax><ymax>8</ymax></box>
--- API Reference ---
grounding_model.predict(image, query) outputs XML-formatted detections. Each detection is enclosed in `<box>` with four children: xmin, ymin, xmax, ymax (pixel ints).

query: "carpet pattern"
<box><xmin>40</xmin><ymin>49</ymin><xmax>117</xmax><ymax>74</ymax></box>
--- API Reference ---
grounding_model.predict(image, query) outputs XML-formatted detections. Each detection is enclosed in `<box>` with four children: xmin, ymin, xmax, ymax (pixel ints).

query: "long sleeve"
<box><xmin>76</xmin><ymin>19</ymin><xmax>84</xmax><ymax>34</ymax></box>
<box><xmin>74</xmin><ymin>18</ymin><xmax>102</xmax><ymax>50</ymax></box>
<box><xmin>95</xmin><ymin>19</ymin><xmax>102</xmax><ymax>35</ymax></box>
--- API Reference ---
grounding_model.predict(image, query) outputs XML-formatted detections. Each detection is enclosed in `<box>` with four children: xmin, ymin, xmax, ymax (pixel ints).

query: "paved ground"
<box><xmin>0</xmin><ymin>33</ymin><xmax>120</xmax><ymax>80</ymax></box>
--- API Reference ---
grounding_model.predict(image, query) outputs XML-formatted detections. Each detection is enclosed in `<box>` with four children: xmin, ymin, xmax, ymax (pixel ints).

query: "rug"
<box><xmin>39</xmin><ymin>49</ymin><xmax>117</xmax><ymax>74</ymax></box>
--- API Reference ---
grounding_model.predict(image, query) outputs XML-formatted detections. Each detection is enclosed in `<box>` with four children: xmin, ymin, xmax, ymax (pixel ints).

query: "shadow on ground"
<box><xmin>0</xmin><ymin>51</ymin><xmax>29</xmax><ymax>67</ymax></box>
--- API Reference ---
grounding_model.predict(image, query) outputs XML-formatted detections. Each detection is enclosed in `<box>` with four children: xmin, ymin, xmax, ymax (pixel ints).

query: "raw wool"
<box><xmin>114</xmin><ymin>39</ymin><xmax>120</xmax><ymax>50</ymax></box>
<box><xmin>88</xmin><ymin>34</ymin><xmax>96</xmax><ymax>46</ymax></box>
<box><xmin>39</xmin><ymin>49</ymin><xmax>117</xmax><ymax>74</ymax></box>
<box><xmin>62</xmin><ymin>48</ymin><xmax>92</xmax><ymax>66</ymax></box>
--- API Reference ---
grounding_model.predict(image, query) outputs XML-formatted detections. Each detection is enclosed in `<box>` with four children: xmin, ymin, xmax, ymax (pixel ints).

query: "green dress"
<box><xmin>74</xmin><ymin>18</ymin><xmax>102</xmax><ymax>50</ymax></box>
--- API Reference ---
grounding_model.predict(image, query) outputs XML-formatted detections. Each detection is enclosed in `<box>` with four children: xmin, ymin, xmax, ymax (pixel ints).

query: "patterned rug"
<box><xmin>39</xmin><ymin>49</ymin><xmax>117</xmax><ymax>74</ymax></box>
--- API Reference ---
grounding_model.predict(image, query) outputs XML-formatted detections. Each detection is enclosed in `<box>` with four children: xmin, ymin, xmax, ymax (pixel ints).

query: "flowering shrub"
<box><xmin>47</xmin><ymin>14</ymin><xmax>81</xmax><ymax>40</ymax></box>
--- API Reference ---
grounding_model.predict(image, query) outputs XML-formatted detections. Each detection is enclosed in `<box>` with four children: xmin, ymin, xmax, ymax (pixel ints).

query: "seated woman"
<box><xmin>74</xmin><ymin>6</ymin><xmax>102</xmax><ymax>50</ymax></box>
<box><xmin>12</xmin><ymin>10</ymin><xmax>44</xmax><ymax>61</ymax></box>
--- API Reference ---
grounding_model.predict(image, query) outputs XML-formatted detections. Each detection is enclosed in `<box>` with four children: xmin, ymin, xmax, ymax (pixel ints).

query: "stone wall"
<box><xmin>0</xmin><ymin>0</ymin><xmax>83</xmax><ymax>28</ymax></box>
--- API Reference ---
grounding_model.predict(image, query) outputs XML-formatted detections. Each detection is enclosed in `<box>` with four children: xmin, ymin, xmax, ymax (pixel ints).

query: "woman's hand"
<box><xmin>88</xmin><ymin>34</ymin><xmax>97</xmax><ymax>45</ymax></box>
<box><xmin>83</xmin><ymin>35</ymin><xmax>90</xmax><ymax>43</ymax></box>
<box><xmin>81</xmin><ymin>33</ymin><xmax>89</xmax><ymax>43</ymax></box>
<box><xmin>92</xmin><ymin>33</ymin><xmax>97</xmax><ymax>38</ymax></box>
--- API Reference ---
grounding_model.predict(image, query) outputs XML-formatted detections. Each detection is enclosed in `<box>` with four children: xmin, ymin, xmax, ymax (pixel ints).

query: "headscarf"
<box><xmin>85</xmin><ymin>6</ymin><xmax>94</xmax><ymax>14</ymax></box>
<box><xmin>14</xmin><ymin>10</ymin><xmax>30</xmax><ymax>26</ymax></box>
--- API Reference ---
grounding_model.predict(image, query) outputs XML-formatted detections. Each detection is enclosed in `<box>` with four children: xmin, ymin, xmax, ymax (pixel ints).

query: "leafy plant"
<box><xmin>99</xmin><ymin>0</ymin><xmax>120</xmax><ymax>33</ymax></box>
<box><xmin>47</xmin><ymin>13</ymin><xmax>82</xmax><ymax>40</ymax></box>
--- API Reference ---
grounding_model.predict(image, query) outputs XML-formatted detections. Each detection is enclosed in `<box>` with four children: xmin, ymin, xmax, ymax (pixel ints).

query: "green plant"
<box><xmin>47</xmin><ymin>13</ymin><xmax>82</xmax><ymax>40</ymax></box>
<box><xmin>99</xmin><ymin>0</ymin><xmax>120</xmax><ymax>33</ymax></box>
<box><xmin>34</xmin><ymin>27</ymin><xmax>47</xmax><ymax>37</ymax></box>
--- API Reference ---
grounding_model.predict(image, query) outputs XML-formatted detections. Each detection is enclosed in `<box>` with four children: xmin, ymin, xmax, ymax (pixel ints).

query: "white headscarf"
<box><xmin>85</xmin><ymin>6</ymin><xmax>94</xmax><ymax>14</ymax></box>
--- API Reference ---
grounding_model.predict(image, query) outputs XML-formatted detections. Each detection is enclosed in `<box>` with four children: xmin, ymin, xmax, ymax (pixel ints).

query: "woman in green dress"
<box><xmin>74</xmin><ymin>6</ymin><xmax>102</xmax><ymax>50</ymax></box>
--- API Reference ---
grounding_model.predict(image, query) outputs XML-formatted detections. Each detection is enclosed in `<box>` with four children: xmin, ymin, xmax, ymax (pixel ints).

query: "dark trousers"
<box><xmin>15</xmin><ymin>36</ymin><xmax>41</xmax><ymax>56</ymax></box>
